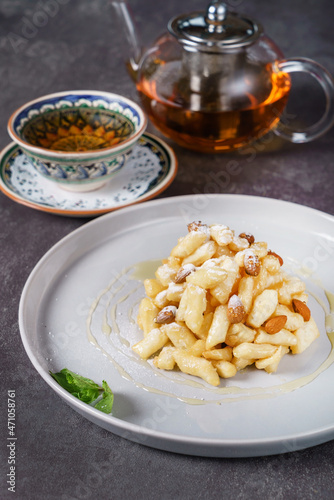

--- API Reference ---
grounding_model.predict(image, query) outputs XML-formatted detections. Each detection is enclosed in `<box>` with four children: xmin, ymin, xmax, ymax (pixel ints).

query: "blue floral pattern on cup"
<box><xmin>8</xmin><ymin>91</ymin><xmax>147</xmax><ymax>191</ymax></box>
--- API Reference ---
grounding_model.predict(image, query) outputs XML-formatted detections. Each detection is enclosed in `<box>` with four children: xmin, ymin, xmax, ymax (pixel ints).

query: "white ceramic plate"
<box><xmin>0</xmin><ymin>133</ymin><xmax>177</xmax><ymax>217</ymax></box>
<box><xmin>19</xmin><ymin>194</ymin><xmax>334</xmax><ymax>457</ymax></box>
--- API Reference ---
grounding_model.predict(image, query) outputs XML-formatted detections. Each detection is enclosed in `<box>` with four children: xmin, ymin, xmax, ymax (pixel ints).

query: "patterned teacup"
<box><xmin>8</xmin><ymin>90</ymin><xmax>147</xmax><ymax>192</ymax></box>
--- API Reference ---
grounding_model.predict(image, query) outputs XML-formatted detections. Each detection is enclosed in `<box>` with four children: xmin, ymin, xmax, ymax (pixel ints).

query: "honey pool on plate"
<box><xmin>21</xmin><ymin>107</ymin><xmax>135</xmax><ymax>152</ymax></box>
<box><xmin>86</xmin><ymin>259</ymin><xmax>333</xmax><ymax>405</ymax></box>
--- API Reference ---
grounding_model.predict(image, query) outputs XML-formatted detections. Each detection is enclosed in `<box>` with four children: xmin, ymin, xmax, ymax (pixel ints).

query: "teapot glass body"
<box><xmin>136</xmin><ymin>33</ymin><xmax>291</xmax><ymax>152</ymax></box>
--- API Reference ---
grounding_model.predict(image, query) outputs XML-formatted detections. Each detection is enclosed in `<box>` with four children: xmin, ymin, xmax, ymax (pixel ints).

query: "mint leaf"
<box><xmin>50</xmin><ymin>369</ymin><xmax>101</xmax><ymax>404</ymax></box>
<box><xmin>50</xmin><ymin>369</ymin><xmax>114</xmax><ymax>414</ymax></box>
<box><xmin>94</xmin><ymin>380</ymin><xmax>114</xmax><ymax>414</ymax></box>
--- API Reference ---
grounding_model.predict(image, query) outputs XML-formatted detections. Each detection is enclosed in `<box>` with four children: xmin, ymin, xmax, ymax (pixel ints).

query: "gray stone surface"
<box><xmin>0</xmin><ymin>0</ymin><xmax>334</xmax><ymax>499</ymax></box>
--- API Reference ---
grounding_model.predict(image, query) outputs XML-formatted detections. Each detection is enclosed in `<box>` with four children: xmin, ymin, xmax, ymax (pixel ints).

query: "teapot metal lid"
<box><xmin>168</xmin><ymin>1</ymin><xmax>263</xmax><ymax>51</ymax></box>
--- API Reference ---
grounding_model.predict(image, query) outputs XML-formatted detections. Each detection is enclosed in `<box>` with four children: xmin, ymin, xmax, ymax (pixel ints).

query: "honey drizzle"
<box><xmin>86</xmin><ymin>261</ymin><xmax>334</xmax><ymax>405</ymax></box>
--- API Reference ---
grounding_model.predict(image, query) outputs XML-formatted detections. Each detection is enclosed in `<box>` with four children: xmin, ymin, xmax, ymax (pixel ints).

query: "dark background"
<box><xmin>1</xmin><ymin>1</ymin><xmax>334</xmax><ymax>498</ymax></box>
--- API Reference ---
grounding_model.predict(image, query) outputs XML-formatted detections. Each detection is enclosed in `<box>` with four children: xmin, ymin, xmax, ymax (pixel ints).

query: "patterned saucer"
<box><xmin>0</xmin><ymin>133</ymin><xmax>177</xmax><ymax>217</ymax></box>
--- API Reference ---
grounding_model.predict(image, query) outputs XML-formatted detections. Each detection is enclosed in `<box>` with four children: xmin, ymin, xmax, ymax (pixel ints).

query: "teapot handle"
<box><xmin>272</xmin><ymin>57</ymin><xmax>334</xmax><ymax>143</ymax></box>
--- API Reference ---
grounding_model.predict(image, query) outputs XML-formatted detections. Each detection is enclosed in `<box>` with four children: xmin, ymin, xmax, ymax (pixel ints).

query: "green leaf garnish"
<box><xmin>94</xmin><ymin>380</ymin><xmax>114</xmax><ymax>414</ymax></box>
<box><xmin>49</xmin><ymin>368</ymin><xmax>113</xmax><ymax>413</ymax></box>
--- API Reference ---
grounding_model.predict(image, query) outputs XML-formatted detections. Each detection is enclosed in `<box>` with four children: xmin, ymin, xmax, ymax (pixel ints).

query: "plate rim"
<box><xmin>18</xmin><ymin>194</ymin><xmax>334</xmax><ymax>457</ymax></box>
<box><xmin>0</xmin><ymin>133</ymin><xmax>178</xmax><ymax>217</ymax></box>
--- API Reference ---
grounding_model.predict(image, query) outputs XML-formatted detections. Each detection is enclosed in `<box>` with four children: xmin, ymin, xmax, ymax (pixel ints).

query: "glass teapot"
<box><xmin>113</xmin><ymin>0</ymin><xmax>334</xmax><ymax>153</ymax></box>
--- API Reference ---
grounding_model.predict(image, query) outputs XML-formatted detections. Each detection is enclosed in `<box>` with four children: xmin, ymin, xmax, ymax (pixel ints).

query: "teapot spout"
<box><xmin>111</xmin><ymin>0</ymin><xmax>142</xmax><ymax>80</ymax></box>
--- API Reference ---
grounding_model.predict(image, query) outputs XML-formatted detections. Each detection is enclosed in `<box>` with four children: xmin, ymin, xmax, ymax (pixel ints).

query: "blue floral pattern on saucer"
<box><xmin>0</xmin><ymin>133</ymin><xmax>177</xmax><ymax>217</ymax></box>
